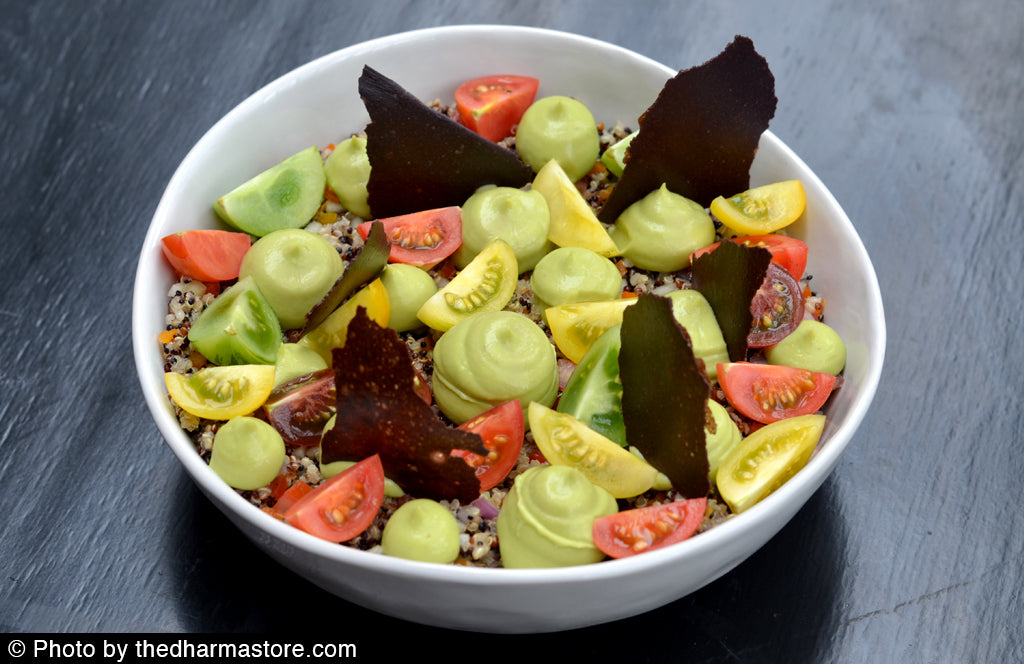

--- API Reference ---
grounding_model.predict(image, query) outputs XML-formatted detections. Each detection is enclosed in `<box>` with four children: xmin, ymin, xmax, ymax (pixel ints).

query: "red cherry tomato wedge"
<box><xmin>283</xmin><ymin>455</ymin><xmax>385</xmax><ymax>542</ymax></box>
<box><xmin>691</xmin><ymin>234</ymin><xmax>808</xmax><ymax>281</ymax></box>
<box><xmin>451</xmin><ymin>400</ymin><xmax>525</xmax><ymax>492</ymax></box>
<box><xmin>356</xmin><ymin>206</ymin><xmax>462</xmax><ymax>269</ymax></box>
<box><xmin>749</xmin><ymin>261</ymin><xmax>805</xmax><ymax>348</ymax></box>
<box><xmin>717</xmin><ymin>361</ymin><xmax>836</xmax><ymax>424</ymax></box>
<box><xmin>269</xmin><ymin>479</ymin><xmax>314</xmax><ymax>518</ymax></box>
<box><xmin>592</xmin><ymin>497</ymin><xmax>707</xmax><ymax>559</ymax></box>
<box><xmin>160</xmin><ymin>229</ymin><xmax>252</xmax><ymax>282</ymax></box>
<box><xmin>455</xmin><ymin>75</ymin><xmax>540</xmax><ymax>142</ymax></box>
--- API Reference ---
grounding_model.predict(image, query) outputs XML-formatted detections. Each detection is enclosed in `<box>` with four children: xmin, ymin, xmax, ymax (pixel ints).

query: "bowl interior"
<box><xmin>133</xmin><ymin>25</ymin><xmax>885</xmax><ymax>632</ymax></box>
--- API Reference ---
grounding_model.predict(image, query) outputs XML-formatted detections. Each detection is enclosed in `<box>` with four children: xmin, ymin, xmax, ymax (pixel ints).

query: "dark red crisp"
<box><xmin>618</xmin><ymin>294</ymin><xmax>711</xmax><ymax>498</ymax></box>
<box><xmin>360</xmin><ymin>66</ymin><xmax>533</xmax><ymax>219</ymax></box>
<box><xmin>320</xmin><ymin>308</ymin><xmax>488</xmax><ymax>504</ymax></box>
<box><xmin>599</xmin><ymin>35</ymin><xmax>777</xmax><ymax>222</ymax></box>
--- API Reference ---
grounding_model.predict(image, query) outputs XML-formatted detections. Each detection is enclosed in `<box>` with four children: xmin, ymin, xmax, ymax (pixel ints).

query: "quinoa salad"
<box><xmin>158</xmin><ymin>39</ymin><xmax>843</xmax><ymax>568</ymax></box>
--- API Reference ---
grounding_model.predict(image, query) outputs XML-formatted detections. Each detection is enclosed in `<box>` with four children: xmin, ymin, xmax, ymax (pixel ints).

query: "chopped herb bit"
<box><xmin>321</xmin><ymin>309</ymin><xmax>487</xmax><ymax>503</ymax></box>
<box><xmin>619</xmin><ymin>294</ymin><xmax>710</xmax><ymax>498</ymax></box>
<box><xmin>359</xmin><ymin>66</ymin><xmax>533</xmax><ymax>218</ymax></box>
<box><xmin>599</xmin><ymin>35</ymin><xmax>777</xmax><ymax>222</ymax></box>
<box><xmin>691</xmin><ymin>239</ymin><xmax>772</xmax><ymax>362</ymax></box>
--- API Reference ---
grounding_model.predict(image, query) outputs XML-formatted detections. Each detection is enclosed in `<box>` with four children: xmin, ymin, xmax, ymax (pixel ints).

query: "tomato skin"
<box><xmin>357</xmin><ymin>207</ymin><xmax>462</xmax><ymax>269</ymax></box>
<box><xmin>161</xmin><ymin>230</ymin><xmax>252</xmax><ymax>282</ymax></box>
<box><xmin>284</xmin><ymin>455</ymin><xmax>385</xmax><ymax>543</ymax></box>
<box><xmin>691</xmin><ymin>234</ymin><xmax>808</xmax><ymax>281</ymax></box>
<box><xmin>455</xmin><ymin>75</ymin><xmax>540</xmax><ymax>142</ymax></box>
<box><xmin>592</xmin><ymin>497</ymin><xmax>707</xmax><ymax>559</ymax></box>
<box><xmin>717</xmin><ymin>361</ymin><xmax>836</xmax><ymax>424</ymax></box>
<box><xmin>451</xmin><ymin>400</ymin><xmax>525</xmax><ymax>491</ymax></box>
<box><xmin>748</xmin><ymin>262</ymin><xmax>805</xmax><ymax>348</ymax></box>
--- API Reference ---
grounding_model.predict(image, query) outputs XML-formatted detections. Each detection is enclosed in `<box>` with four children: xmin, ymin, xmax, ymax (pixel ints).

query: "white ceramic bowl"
<box><xmin>133</xmin><ymin>25</ymin><xmax>885</xmax><ymax>633</ymax></box>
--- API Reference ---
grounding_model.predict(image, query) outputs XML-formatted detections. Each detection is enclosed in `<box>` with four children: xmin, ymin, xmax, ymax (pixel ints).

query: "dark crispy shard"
<box><xmin>599</xmin><ymin>35</ymin><xmax>777</xmax><ymax>222</ymax></box>
<box><xmin>360</xmin><ymin>66</ymin><xmax>533</xmax><ymax>218</ymax></box>
<box><xmin>288</xmin><ymin>220</ymin><xmax>389</xmax><ymax>341</ymax></box>
<box><xmin>691</xmin><ymin>239</ymin><xmax>772</xmax><ymax>362</ymax></box>
<box><xmin>619</xmin><ymin>294</ymin><xmax>710</xmax><ymax>498</ymax></box>
<box><xmin>320</xmin><ymin>308</ymin><xmax>487</xmax><ymax>503</ymax></box>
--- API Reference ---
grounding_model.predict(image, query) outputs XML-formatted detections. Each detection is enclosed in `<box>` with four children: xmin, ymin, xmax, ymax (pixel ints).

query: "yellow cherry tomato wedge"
<box><xmin>532</xmin><ymin>159</ymin><xmax>620</xmax><ymax>257</ymax></box>
<box><xmin>716</xmin><ymin>413</ymin><xmax>825</xmax><ymax>513</ymax></box>
<box><xmin>298</xmin><ymin>278</ymin><xmax>390</xmax><ymax>364</ymax></box>
<box><xmin>528</xmin><ymin>402</ymin><xmax>658</xmax><ymax>499</ymax></box>
<box><xmin>710</xmin><ymin>180</ymin><xmax>806</xmax><ymax>235</ymax></box>
<box><xmin>545</xmin><ymin>298</ymin><xmax>636</xmax><ymax>363</ymax></box>
<box><xmin>165</xmin><ymin>364</ymin><xmax>276</xmax><ymax>420</ymax></box>
<box><xmin>416</xmin><ymin>238</ymin><xmax>518</xmax><ymax>332</ymax></box>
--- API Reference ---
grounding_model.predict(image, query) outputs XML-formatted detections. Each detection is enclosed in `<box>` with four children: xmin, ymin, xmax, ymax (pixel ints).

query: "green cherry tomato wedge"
<box><xmin>187</xmin><ymin>275</ymin><xmax>282</xmax><ymax>366</ymax></box>
<box><xmin>164</xmin><ymin>364</ymin><xmax>276</xmax><ymax>420</ymax></box>
<box><xmin>356</xmin><ymin>206</ymin><xmax>462</xmax><ymax>269</ymax></box>
<box><xmin>160</xmin><ymin>230</ymin><xmax>252</xmax><ymax>282</ymax></box>
<box><xmin>451</xmin><ymin>400</ymin><xmax>525</xmax><ymax>491</ymax></box>
<box><xmin>716</xmin><ymin>414</ymin><xmax>826</xmax><ymax>513</ymax></box>
<box><xmin>557</xmin><ymin>323</ymin><xmax>626</xmax><ymax>446</ymax></box>
<box><xmin>416</xmin><ymin>238</ymin><xmax>518</xmax><ymax>332</ymax></box>
<box><xmin>691</xmin><ymin>234</ymin><xmax>809</xmax><ymax>281</ymax></box>
<box><xmin>592</xmin><ymin>497</ymin><xmax>707</xmax><ymax>558</ymax></box>
<box><xmin>528</xmin><ymin>402</ymin><xmax>658</xmax><ymax>499</ymax></box>
<box><xmin>710</xmin><ymin>180</ymin><xmax>806</xmax><ymax>235</ymax></box>
<box><xmin>284</xmin><ymin>454</ymin><xmax>385</xmax><ymax>543</ymax></box>
<box><xmin>717</xmin><ymin>361</ymin><xmax>836</xmax><ymax>424</ymax></box>
<box><xmin>213</xmin><ymin>146</ymin><xmax>326</xmax><ymax>237</ymax></box>
<box><xmin>455</xmin><ymin>74</ymin><xmax>539</xmax><ymax>142</ymax></box>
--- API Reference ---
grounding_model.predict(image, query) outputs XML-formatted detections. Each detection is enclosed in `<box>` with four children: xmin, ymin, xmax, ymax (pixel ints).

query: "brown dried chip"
<box><xmin>599</xmin><ymin>36</ymin><xmax>777</xmax><ymax>222</ymax></box>
<box><xmin>619</xmin><ymin>294</ymin><xmax>710</xmax><ymax>498</ymax></box>
<box><xmin>320</xmin><ymin>308</ymin><xmax>487</xmax><ymax>503</ymax></box>
<box><xmin>360</xmin><ymin>66</ymin><xmax>533</xmax><ymax>219</ymax></box>
<box><xmin>691</xmin><ymin>239</ymin><xmax>772</xmax><ymax>362</ymax></box>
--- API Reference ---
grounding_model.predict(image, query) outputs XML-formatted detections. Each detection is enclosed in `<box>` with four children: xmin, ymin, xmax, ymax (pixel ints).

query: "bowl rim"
<box><xmin>132</xmin><ymin>24</ymin><xmax>886</xmax><ymax>588</ymax></box>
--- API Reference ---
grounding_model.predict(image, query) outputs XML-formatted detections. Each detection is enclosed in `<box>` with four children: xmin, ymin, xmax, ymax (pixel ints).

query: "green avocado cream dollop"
<box><xmin>609</xmin><ymin>184</ymin><xmax>715</xmax><ymax>272</ymax></box>
<box><xmin>497</xmin><ymin>465</ymin><xmax>617</xmax><ymax>568</ymax></box>
<box><xmin>381</xmin><ymin>499</ymin><xmax>461</xmax><ymax>564</ymax></box>
<box><xmin>530</xmin><ymin>247</ymin><xmax>623</xmax><ymax>318</ymax></box>
<box><xmin>431</xmin><ymin>310</ymin><xmax>558</xmax><ymax>425</ymax></box>
<box><xmin>454</xmin><ymin>186</ymin><xmax>553</xmax><ymax>273</ymax></box>
<box><xmin>765</xmin><ymin>319</ymin><xmax>847</xmax><ymax>375</ymax></box>
<box><xmin>667</xmin><ymin>288</ymin><xmax>729</xmax><ymax>383</ymax></box>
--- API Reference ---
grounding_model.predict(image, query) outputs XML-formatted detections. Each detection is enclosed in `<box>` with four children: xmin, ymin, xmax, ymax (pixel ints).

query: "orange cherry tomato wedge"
<box><xmin>592</xmin><ymin>497</ymin><xmax>707</xmax><ymax>559</ymax></box>
<box><xmin>451</xmin><ymin>400</ymin><xmax>525</xmax><ymax>492</ymax></box>
<box><xmin>284</xmin><ymin>455</ymin><xmax>385</xmax><ymax>542</ymax></box>
<box><xmin>455</xmin><ymin>75</ymin><xmax>540</xmax><ymax>142</ymax></box>
<box><xmin>160</xmin><ymin>229</ymin><xmax>252</xmax><ymax>282</ymax></box>
<box><xmin>356</xmin><ymin>207</ymin><xmax>462</xmax><ymax>269</ymax></box>
<box><xmin>691</xmin><ymin>234</ymin><xmax>808</xmax><ymax>281</ymax></box>
<box><xmin>717</xmin><ymin>361</ymin><xmax>836</xmax><ymax>424</ymax></box>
